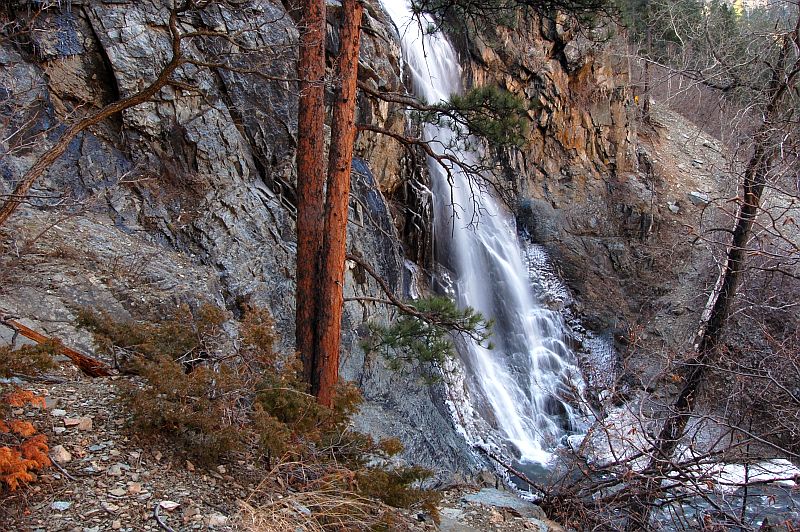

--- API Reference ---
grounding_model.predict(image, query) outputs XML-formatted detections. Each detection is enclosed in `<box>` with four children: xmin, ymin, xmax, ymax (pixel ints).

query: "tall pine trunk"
<box><xmin>313</xmin><ymin>0</ymin><xmax>364</xmax><ymax>406</ymax></box>
<box><xmin>295</xmin><ymin>0</ymin><xmax>327</xmax><ymax>384</ymax></box>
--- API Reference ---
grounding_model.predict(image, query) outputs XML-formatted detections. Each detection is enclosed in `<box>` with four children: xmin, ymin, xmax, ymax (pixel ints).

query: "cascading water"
<box><xmin>381</xmin><ymin>0</ymin><xmax>586</xmax><ymax>467</ymax></box>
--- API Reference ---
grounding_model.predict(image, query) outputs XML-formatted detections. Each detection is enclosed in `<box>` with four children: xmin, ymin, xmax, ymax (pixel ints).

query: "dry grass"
<box><xmin>235</xmin><ymin>491</ymin><xmax>378</xmax><ymax>531</ymax></box>
<box><xmin>232</xmin><ymin>461</ymin><xmax>412</xmax><ymax>532</ymax></box>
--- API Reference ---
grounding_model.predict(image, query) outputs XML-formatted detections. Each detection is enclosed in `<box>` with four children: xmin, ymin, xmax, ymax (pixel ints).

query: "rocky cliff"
<box><xmin>0</xmin><ymin>0</ymin><xmax>476</xmax><ymax>479</ymax></box>
<box><xmin>453</xmin><ymin>14</ymin><xmax>733</xmax><ymax>388</ymax></box>
<box><xmin>0</xmin><ymin>0</ymin><xmax>731</xmax><ymax>480</ymax></box>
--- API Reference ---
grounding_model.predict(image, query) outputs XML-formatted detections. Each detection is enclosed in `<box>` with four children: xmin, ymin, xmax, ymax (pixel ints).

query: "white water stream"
<box><xmin>381</xmin><ymin>1</ymin><xmax>585</xmax><ymax>466</ymax></box>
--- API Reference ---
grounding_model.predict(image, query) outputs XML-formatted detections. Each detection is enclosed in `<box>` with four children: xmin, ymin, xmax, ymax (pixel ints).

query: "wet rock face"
<box><xmin>0</xmin><ymin>0</ymin><xmax>476</xmax><ymax>478</ymax></box>
<box><xmin>460</xmin><ymin>15</ymin><xmax>731</xmax><ymax>355</ymax></box>
<box><xmin>451</xmin><ymin>14</ymin><xmax>648</xmax><ymax>333</ymax></box>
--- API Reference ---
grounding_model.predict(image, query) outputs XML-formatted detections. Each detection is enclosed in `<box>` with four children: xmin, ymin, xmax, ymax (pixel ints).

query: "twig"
<box><xmin>48</xmin><ymin>456</ymin><xmax>78</xmax><ymax>482</ymax></box>
<box><xmin>154</xmin><ymin>503</ymin><xmax>176</xmax><ymax>532</ymax></box>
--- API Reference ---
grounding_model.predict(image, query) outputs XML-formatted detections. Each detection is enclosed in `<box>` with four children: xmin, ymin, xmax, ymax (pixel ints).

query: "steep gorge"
<box><xmin>0</xmin><ymin>0</ymin><xmax>729</xmax><ymax>480</ymax></box>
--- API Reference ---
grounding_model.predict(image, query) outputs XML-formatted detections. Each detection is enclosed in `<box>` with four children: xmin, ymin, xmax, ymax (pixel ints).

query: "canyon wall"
<box><xmin>0</xmin><ymin>0</ymin><xmax>475</xmax><ymax>479</ymax></box>
<box><xmin>0</xmin><ymin>0</ymin><xmax>730</xmax><ymax>476</ymax></box>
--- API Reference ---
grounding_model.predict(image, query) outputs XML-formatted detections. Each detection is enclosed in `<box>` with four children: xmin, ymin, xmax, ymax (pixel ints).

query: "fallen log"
<box><xmin>0</xmin><ymin>311</ymin><xmax>111</xmax><ymax>377</ymax></box>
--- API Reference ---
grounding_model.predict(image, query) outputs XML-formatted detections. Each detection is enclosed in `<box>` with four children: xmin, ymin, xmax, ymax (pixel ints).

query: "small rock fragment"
<box><xmin>416</xmin><ymin>512</ymin><xmax>434</xmax><ymax>523</ymax></box>
<box><xmin>110</xmin><ymin>488</ymin><xmax>126</xmax><ymax>497</ymax></box>
<box><xmin>63</xmin><ymin>418</ymin><xmax>81</xmax><ymax>427</ymax></box>
<box><xmin>128</xmin><ymin>482</ymin><xmax>142</xmax><ymax>494</ymax></box>
<box><xmin>159</xmin><ymin>500</ymin><xmax>180</xmax><ymax>512</ymax></box>
<box><xmin>688</xmin><ymin>190</ymin><xmax>710</xmax><ymax>205</ymax></box>
<box><xmin>207</xmin><ymin>513</ymin><xmax>228</xmax><ymax>527</ymax></box>
<box><xmin>53</xmin><ymin>427</ymin><xmax>66</xmax><ymax>435</ymax></box>
<box><xmin>77</xmin><ymin>417</ymin><xmax>93</xmax><ymax>431</ymax></box>
<box><xmin>186</xmin><ymin>460</ymin><xmax>195</xmax><ymax>472</ymax></box>
<box><xmin>51</xmin><ymin>501</ymin><xmax>71</xmax><ymax>511</ymax></box>
<box><xmin>291</xmin><ymin>501</ymin><xmax>311</xmax><ymax>516</ymax></box>
<box><xmin>489</xmin><ymin>508</ymin><xmax>504</xmax><ymax>523</ymax></box>
<box><xmin>51</xmin><ymin>445</ymin><xmax>72</xmax><ymax>463</ymax></box>
<box><xmin>51</xmin><ymin>409</ymin><xmax>67</xmax><ymax>417</ymax></box>
<box><xmin>107</xmin><ymin>464</ymin><xmax>123</xmax><ymax>476</ymax></box>
<box><xmin>111</xmin><ymin>521</ymin><xmax>122</xmax><ymax>530</ymax></box>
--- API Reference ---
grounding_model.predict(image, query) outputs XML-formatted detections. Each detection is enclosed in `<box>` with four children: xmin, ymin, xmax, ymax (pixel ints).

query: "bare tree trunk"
<box><xmin>294</xmin><ymin>0</ymin><xmax>327</xmax><ymax>385</ymax></box>
<box><xmin>0</xmin><ymin>312</ymin><xmax>112</xmax><ymax>377</ymax></box>
<box><xmin>313</xmin><ymin>0</ymin><xmax>364</xmax><ymax>406</ymax></box>
<box><xmin>642</xmin><ymin>25</ymin><xmax>651</xmax><ymax>119</ymax></box>
<box><xmin>626</xmin><ymin>140</ymin><xmax>771</xmax><ymax>529</ymax></box>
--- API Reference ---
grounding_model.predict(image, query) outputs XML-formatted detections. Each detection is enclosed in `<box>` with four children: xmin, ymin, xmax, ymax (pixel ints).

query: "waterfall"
<box><xmin>381</xmin><ymin>0</ymin><xmax>585</xmax><ymax>466</ymax></box>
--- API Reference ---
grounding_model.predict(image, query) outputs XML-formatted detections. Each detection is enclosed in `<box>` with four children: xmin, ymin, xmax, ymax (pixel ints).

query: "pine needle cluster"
<box><xmin>363</xmin><ymin>296</ymin><xmax>492</xmax><ymax>383</ymax></box>
<box><xmin>0</xmin><ymin>343</ymin><xmax>57</xmax><ymax>491</ymax></box>
<box><xmin>421</xmin><ymin>86</ymin><xmax>530</xmax><ymax>150</ymax></box>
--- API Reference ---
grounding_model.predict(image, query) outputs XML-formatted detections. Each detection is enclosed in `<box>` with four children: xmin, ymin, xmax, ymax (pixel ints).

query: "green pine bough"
<box><xmin>363</xmin><ymin>296</ymin><xmax>493</xmax><ymax>383</ymax></box>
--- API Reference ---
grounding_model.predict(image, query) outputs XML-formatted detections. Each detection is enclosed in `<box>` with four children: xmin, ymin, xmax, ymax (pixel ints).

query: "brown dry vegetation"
<box><xmin>0</xmin><ymin>343</ymin><xmax>56</xmax><ymax>491</ymax></box>
<box><xmin>76</xmin><ymin>302</ymin><xmax>442</xmax><ymax>527</ymax></box>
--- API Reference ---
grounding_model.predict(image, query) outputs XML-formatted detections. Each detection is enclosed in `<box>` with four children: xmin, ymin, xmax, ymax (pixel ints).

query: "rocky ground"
<box><xmin>1</xmin><ymin>364</ymin><xmax>244</xmax><ymax>531</ymax></box>
<box><xmin>436</xmin><ymin>489</ymin><xmax>561</xmax><ymax>532</ymax></box>
<box><xmin>0</xmin><ymin>357</ymin><xmax>558</xmax><ymax>531</ymax></box>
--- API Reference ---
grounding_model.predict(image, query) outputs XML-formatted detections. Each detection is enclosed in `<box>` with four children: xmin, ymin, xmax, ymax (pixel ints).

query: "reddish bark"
<box><xmin>313</xmin><ymin>0</ymin><xmax>364</xmax><ymax>406</ymax></box>
<box><xmin>0</xmin><ymin>317</ymin><xmax>111</xmax><ymax>377</ymax></box>
<box><xmin>294</xmin><ymin>0</ymin><xmax>327</xmax><ymax>385</ymax></box>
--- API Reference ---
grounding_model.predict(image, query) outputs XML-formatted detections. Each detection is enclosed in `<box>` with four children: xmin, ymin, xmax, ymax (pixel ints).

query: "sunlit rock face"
<box><xmin>456</xmin><ymin>12</ymin><xmax>735</xmax><ymax>362</ymax></box>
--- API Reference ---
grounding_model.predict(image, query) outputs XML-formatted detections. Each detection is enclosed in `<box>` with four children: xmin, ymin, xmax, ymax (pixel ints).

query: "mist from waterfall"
<box><xmin>381</xmin><ymin>0</ymin><xmax>585</xmax><ymax>465</ymax></box>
